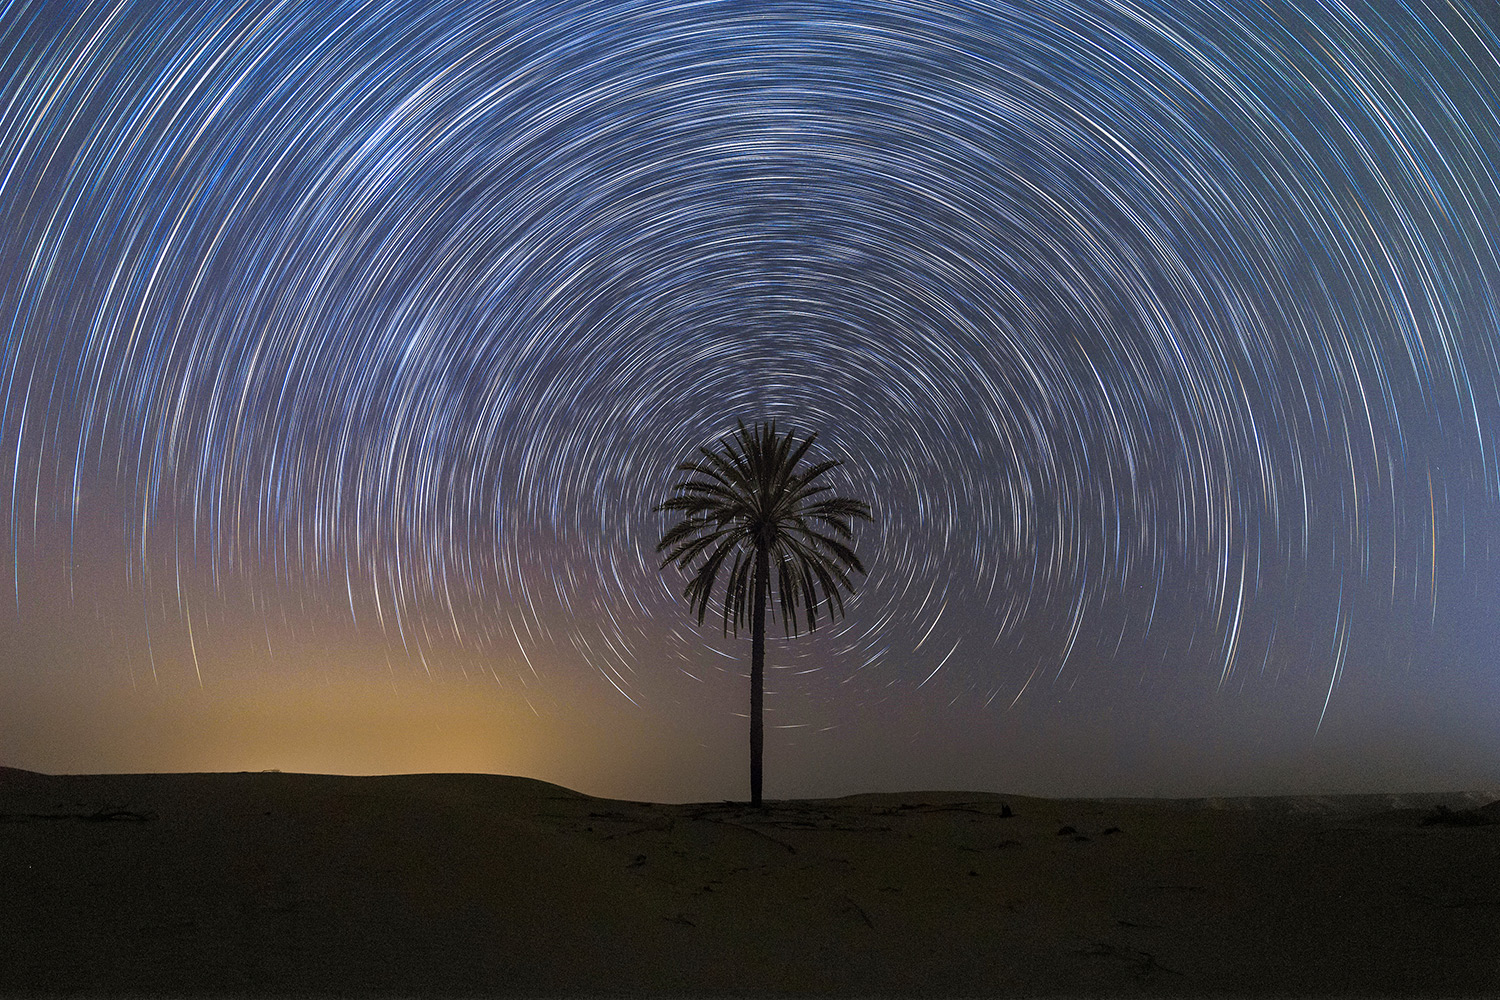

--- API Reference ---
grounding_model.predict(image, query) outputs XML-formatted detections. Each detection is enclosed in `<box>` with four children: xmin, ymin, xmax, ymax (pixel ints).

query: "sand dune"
<box><xmin>3</xmin><ymin>767</ymin><xmax>1498</xmax><ymax>996</ymax></box>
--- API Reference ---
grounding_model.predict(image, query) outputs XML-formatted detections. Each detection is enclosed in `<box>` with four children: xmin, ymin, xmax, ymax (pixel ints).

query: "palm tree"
<box><xmin>656</xmin><ymin>420</ymin><xmax>872</xmax><ymax>806</ymax></box>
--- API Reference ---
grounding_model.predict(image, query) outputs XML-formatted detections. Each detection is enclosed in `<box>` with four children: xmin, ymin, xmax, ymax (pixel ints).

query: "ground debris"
<box><xmin>0</xmin><ymin>806</ymin><xmax>156</xmax><ymax>822</ymax></box>
<box><xmin>1420</xmin><ymin>804</ymin><xmax>1493</xmax><ymax>827</ymax></box>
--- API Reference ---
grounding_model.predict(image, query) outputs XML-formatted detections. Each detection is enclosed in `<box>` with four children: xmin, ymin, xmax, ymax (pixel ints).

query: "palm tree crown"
<box><xmin>656</xmin><ymin>420</ymin><xmax>872</xmax><ymax>637</ymax></box>
<box><xmin>656</xmin><ymin>420</ymin><xmax>872</xmax><ymax>806</ymax></box>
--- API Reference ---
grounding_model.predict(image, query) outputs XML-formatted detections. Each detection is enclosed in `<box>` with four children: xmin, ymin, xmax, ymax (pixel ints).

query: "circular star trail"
<box><xmin>3</xmin><ymin>0</ymin><xmax>1499</xmax><ymax>738</ymax></box>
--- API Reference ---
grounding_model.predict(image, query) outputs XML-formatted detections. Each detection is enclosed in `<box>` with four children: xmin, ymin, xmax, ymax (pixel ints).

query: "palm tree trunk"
<box><xmin>750</xmin><ymin>544</ymin><xmax>768</xmax><ymax>807</ymax></box>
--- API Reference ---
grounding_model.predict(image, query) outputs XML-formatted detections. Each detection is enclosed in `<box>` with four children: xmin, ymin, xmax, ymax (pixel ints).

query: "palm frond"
<box><xmin>684</xmin><ymin>532</ymin><xmax>746</xmax><ymax>621</ymax></box>
<box><xmin>791</xmin><ymin>526</ymin><xmax>866</xmax><ymax>576</ymax></box>
<box><xmin>657</xmin><ymin>420</ymin><xmax>872</xmax><ymax>636</ymax></box>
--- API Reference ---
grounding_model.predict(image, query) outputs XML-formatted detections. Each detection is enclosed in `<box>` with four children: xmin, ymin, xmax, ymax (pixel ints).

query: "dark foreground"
<box><xmin>3</xmin><ymin>767</ymin><xmax>1498</xmax><ymax>996</ymax></box>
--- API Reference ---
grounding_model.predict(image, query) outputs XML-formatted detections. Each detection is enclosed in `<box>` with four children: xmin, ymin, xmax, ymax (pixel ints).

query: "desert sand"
<box><xmin>2</xmin><ymin>767</ymin><xmax>1498</xmax><ymax>997</ymax></box>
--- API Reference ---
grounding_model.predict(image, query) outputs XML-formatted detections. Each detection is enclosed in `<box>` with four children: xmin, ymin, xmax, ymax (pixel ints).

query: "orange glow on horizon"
<box><xmin>3</xmin><ymin>673</ymin><xmax>555</xmax><ymax>776</ymax></box>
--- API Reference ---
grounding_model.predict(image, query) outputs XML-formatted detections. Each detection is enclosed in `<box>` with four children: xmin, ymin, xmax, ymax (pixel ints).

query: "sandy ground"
<box><xmin>2</xmin><ymin>768</ymin><xmax>1498</xmax><ymax>997</ymax></box>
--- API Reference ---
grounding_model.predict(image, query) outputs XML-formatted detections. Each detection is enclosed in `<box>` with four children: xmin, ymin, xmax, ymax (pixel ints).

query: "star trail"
<box><xmin>2</xmin><ymin>0</ymin><xmax>1498</xmax><ymax>799</ymax></box>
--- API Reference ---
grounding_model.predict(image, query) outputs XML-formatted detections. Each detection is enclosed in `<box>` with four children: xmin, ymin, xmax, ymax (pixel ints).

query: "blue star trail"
<box><xmin>2</xmin><ymin>0</ymin><xmax>1499</xmax><ymax>781</ymax></box>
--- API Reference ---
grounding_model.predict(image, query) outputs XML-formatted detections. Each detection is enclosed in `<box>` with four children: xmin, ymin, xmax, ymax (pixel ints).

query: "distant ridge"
<box><xmin>0</xmin><ymin>773</ymin><xmax>585</xmax><ymax>803</ymax></box>
<box><xmin>4</xmin><ymin>767</ymin><xmax>1497</xmax><ymax>813</ymax></box>
<box><xmin>1100</xmin><ymin>790</ymin><xmax>1500</xmax><ymax>815</ymax></box>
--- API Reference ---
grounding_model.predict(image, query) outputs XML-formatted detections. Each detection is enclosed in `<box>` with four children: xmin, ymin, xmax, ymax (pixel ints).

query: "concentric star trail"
<box><xmin>2</xmin><ymin>0</ymin><xmax>1499</xmax><ymax>773</ymax></box>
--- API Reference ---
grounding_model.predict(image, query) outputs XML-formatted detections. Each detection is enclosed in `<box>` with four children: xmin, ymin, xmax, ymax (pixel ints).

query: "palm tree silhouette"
<box><xmin>656</xmin><ymin>420</ymin><xmax>872</xmax><ymax>806</ymax></box>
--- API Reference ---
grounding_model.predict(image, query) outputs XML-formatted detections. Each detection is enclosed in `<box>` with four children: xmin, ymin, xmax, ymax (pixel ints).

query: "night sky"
<box><xmin>2</xmin><ymin>0</ymin><xmax>1499</xmax><ymax>803</ymax></box>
